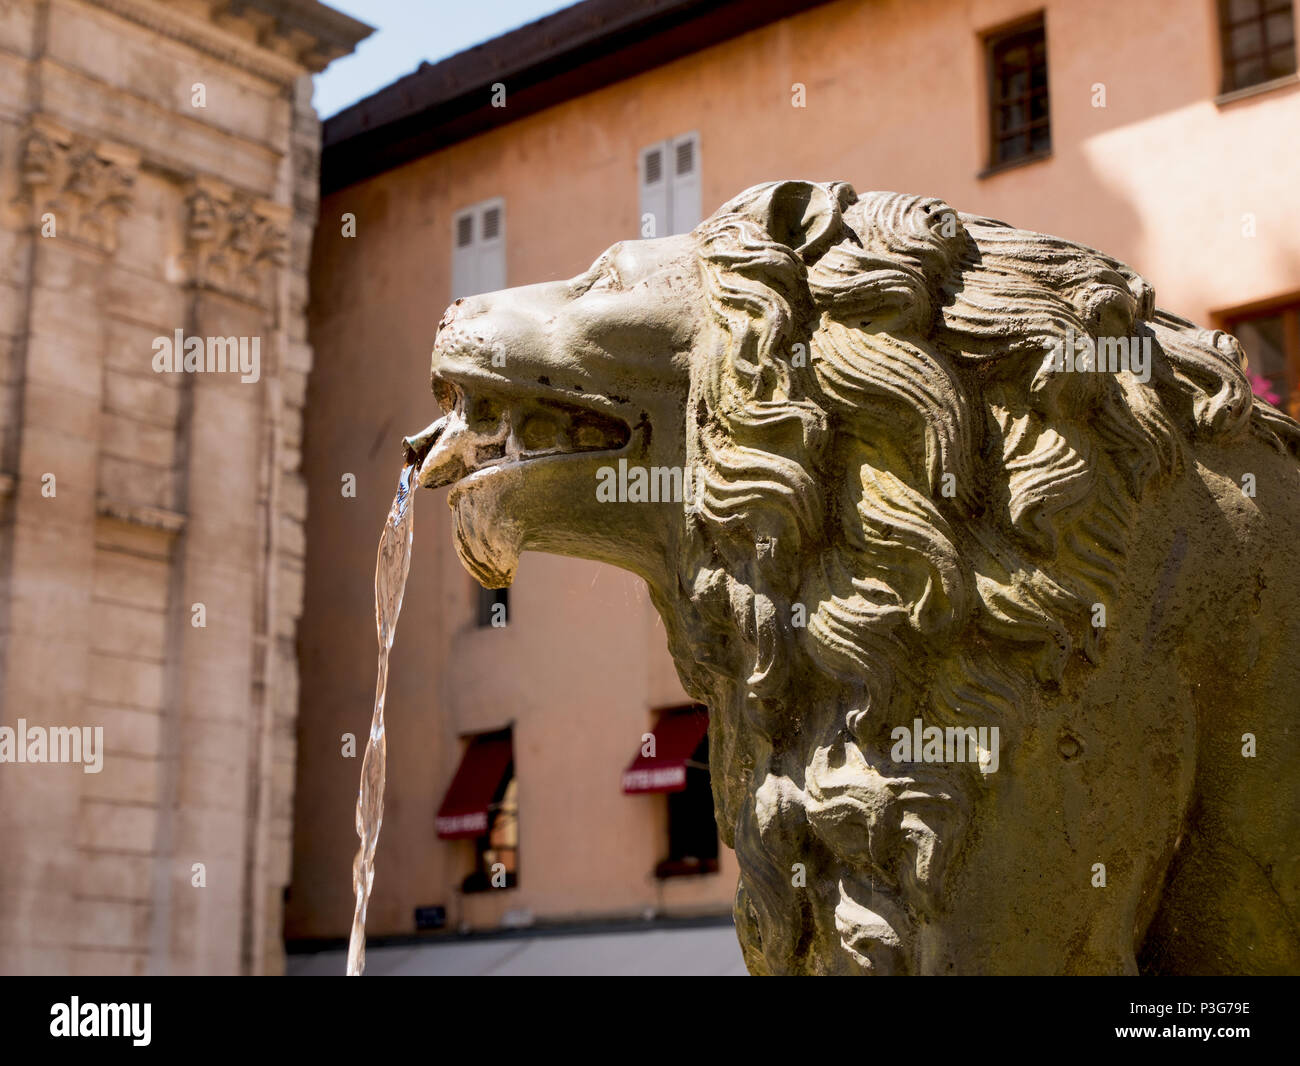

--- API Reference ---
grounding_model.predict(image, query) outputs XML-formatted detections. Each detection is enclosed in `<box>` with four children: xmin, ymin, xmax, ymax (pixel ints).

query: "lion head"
<box><xmin>408</xmin><ymin>181</ymin><xmax>1300</xmax><ymax>974</ymax></box>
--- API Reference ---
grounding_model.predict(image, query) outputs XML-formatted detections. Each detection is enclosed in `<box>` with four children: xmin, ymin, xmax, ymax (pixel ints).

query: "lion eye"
<box><xmin>587</xmin><ymin>267</ymin><xmax>622</xmax><ymax>293</ymax></box>
<box><xmin>573</xmin><ymin>255</ymin><xmax>623</xmax><ymax>296</ymax></box>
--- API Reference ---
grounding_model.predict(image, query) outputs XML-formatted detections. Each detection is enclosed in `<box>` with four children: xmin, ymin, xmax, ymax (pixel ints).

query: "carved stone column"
<box><xmin>0</xmin><ymin>118</ymin><xmax>138</xmax><ymax>973</ymax></box>
<box><xmin>146</xmin><ymin>180</ymin><xmax>288</xmax><ymax>975</ymax></box>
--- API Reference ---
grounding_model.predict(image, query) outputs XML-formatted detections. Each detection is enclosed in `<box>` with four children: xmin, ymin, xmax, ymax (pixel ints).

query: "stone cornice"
<box><xmin>82</xmin><ymin>0</ymin><xmax>370</xmax><ymax>83</ymax></box>
<box><xmin>227</xmin><ymin>0</ymin><xmax>374</xmax><ymax>68</ymax></box>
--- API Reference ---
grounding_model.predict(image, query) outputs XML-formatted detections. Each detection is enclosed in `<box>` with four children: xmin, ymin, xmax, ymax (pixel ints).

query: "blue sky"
<box><xmin>313</xmin><ymin>1</ymin><xmax>582</xmax><ymax>118</ymax></box>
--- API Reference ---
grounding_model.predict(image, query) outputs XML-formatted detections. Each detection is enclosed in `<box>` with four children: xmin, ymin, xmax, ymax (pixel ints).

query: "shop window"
<box><xmin>659</xmin><ymin>714</ymin><xmax>718</xmax><ymax>878</ymax></box>
<box><xmin>436</xmin><ymin>728</ymin><xmax>518</xmax><ymax>893</ymax></box>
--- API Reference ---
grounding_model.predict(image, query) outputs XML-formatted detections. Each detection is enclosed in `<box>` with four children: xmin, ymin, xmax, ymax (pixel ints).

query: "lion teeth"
<box><xmin>476</xmin><ymin>440</ymin><xmax>507</xmax><ymax>464</ymax></box>
<box><xmin>419</xmin><ymin>381</ymin><xmax>632</xmax><ymax>486</ymax></box>
<box><xmin>415</xmin><ymin>408</ymin><xmax>472</xmax><ymax>489</ymax></box>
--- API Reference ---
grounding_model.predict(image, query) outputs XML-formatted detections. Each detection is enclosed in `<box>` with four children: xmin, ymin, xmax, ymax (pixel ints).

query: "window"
<box><xmin>985</xmin><ymin>16</ymin><xmax>1050</xmax><ymax>169</ymax></box>
<box><xmin>1224</xmin><ymin>297</ymin><xmax>1300</xmax><ymax>419</ymax></box>
<box><xmin>620</xmin><ymin>704</ymin><xmax>717</xmax><ymax>877</ymax></box>
<box><xmin>464</xmin><ymin>775</ymin><xmax>518</xmax><ymax>893</ymax></box>
<box><xmin>1218</xmin><ymin>0</ymin><xmax>1296</xmax><ymax>94</ymax></box>
<box><xmin>655</xmin><ymin>709</ymin><xmax>718</xmax><ymax>879</ymax></box>
<box><xmin>476</xmin><ymin>586</ymin><xmax>508</xmax><ymax>628</ymax></box>
<box><xmin>451</xmin><ymin>198</ymin><xmax>505</xmax><ymax>300</ymax></box>
<box><xmin>436</xmin><ymin>727</ymin><xmax>518</xmax><ymax>894</ymax></box>
<box><xmin>639</xmin><ymin>132</ymin><xmax>700</xmax><ymax>239</ymax></box>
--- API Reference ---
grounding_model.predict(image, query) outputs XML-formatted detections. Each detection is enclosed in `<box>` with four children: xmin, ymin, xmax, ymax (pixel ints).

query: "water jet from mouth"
<box><xmin>344</xmin><ymin>458</ymin><xmax>416</xmax><ymax>976</ymax></box>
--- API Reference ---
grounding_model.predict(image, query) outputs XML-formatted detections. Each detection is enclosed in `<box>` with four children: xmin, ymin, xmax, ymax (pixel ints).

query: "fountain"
<box><xmin>385</xmin><ymin>181</ymin><xmax>1300</xmax><ymax>975</ymax></box>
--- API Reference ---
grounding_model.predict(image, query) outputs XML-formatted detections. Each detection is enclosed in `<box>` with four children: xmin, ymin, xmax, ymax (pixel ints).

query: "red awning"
<box><xmin>436</xmin><ymin>733</ymin><xmax>513</xmax><ymax>838</ymax></box>
<box><xmin>621</xmin><ymin>707</ymin><xmax>709</xmax><ymax>794</ymax></box>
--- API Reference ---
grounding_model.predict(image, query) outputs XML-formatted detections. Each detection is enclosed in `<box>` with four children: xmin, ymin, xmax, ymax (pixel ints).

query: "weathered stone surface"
<box><xmin>410</xmin><ymin>180</ymin><xmax>1300</xmax><ymax>975</ymax></box>
<box><xmin>0</xmin><ymin>0</ymin><xmax>370</xmax><ymax>976</ymax></box>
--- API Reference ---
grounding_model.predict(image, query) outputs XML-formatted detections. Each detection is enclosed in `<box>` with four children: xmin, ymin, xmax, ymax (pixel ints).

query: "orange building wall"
<box><xmin>289</xmin><ymin>0</ymin><xmax>1300</xmax><ymax>939</ymax></box>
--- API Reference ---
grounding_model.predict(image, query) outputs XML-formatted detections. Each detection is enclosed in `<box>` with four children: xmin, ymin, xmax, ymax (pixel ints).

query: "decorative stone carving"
<box><xmin>184</xmin><ymin>177</ymin><xmax>289</xmax><ymax>304</ymax></box>
<box><xmin>95</xmin><ymin>495</ymin><xmax>186</xmax><ymax>536</ymax></box>
<box><xmin>18</xmin><ymin>118</ymin><xmax>137</xmax><ymax>253</ymax></box>
<box><xmin>405</xmin><ymin>181</ymin><xmax>1300</xmax><ymax>975</ymax></box>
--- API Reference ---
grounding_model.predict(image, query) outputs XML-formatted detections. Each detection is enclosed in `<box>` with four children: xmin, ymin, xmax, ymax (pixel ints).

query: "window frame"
<box><xmin>980</xmin><ymin>12</ymin><xmax>1052</xmax><ymax>177</ymax></box>
<box><xmin>1217</xmin><ymin>292</ymin><xmax>1300</xmax><ymax>419</ymax></box>
<box><xmin>1216</xmin><ymin>0</ymin><xmax>1298</xmax><ymax>96</ymax></box>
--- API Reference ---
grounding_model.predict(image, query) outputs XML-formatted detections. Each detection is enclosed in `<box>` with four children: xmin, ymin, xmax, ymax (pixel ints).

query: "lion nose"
<box><xmin>438</xmin><ymin>299</ymin><xmax>466</xmax><ymax>333</ymax></box>
<box><xmin>434</xmin><ymin>297</ymin><xmax>492</xmax><ymax>358</ymax></box>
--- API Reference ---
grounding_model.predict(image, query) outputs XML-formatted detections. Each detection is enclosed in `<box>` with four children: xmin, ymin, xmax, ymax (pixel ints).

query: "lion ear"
<box><xmin>724</xmin><ymin>180</ymin><xmax>856</xmax><ymax>263</ymax></box>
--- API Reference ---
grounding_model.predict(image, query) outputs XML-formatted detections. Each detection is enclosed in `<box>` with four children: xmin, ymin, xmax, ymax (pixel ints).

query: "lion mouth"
<box><xmin>407</xmin><ymin>375</ymin><xmax>631</xmax><ymax>491</ymax></box>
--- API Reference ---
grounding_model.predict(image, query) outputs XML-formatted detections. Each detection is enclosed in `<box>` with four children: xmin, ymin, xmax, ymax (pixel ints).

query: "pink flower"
<box><xmin>1249</xmin><ymin>372</ymin><xmax>1281</xmax><ymax>406</ymax></box>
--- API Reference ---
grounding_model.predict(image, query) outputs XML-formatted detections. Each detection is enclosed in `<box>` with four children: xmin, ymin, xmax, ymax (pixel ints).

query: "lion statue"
<box><xmin>404</xmin><ymin>181</ymin><xmax>1300</xmax><ymax>975</ymax></box>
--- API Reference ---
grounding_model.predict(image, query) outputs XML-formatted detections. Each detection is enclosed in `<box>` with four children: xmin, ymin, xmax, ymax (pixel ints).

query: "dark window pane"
<box><xmin>1232</xmin><ymin>21</ymin><xmax>1264</xmax><ymax>52</ymax></box>
<box><xmin>666</xmin><ymin>731</ymin><xmax>717</xmax><ymax>863</ymax></box>
<box><xmin>1267</xmin><ymin>11</ymin><xmax>1295</xmax><ymax>44</ymax></box>
<box><xmin>1268</xmin><ymin>43</ymin><xmax>1297</xmax><ymax>76</ymax></box>
<box><xmin>1000</xmin><ymin>134</ymin><xmax>1028</xmax><ymax>162</ymax></box>
<box><xmin>1237</xmin><ymin>55</ymin><xmax>1267</xmax><ymax>85</ymax></box>
<box><xmin>1221</xmin><ymin>0</ymin><xmax>1295</xmax><ymax>89</ymax></box>
<box><xmin>1234</xmin><ymin>313</ymin><xmax>1289</xmax><ymax>405</ymax></box>
<box><xmin>476</xmin><ymin>586</ymin><xmax>508</xmax><ymax>627</ymax></box>
<box><xmin>987</xmin><ymin>18</ymin><xmax>1049</xmax><ymax>166</ymax></box>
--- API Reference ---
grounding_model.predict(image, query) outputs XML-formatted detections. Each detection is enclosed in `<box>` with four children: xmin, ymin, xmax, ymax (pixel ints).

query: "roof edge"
<box><xmin>320</xmin><ymin>0</ymin><xmax>835</xmax><ymax>195</ymax></box>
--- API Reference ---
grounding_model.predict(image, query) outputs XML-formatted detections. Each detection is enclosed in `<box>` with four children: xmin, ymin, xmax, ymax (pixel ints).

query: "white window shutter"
<box><xmin>477</xmin><ymin>199</ymin><xmax>506</xmax><ymax>294</ymax></box>
<box><xmin>670</xmin><ymin>132</ymin><xmax>700</xmax><ymax>235</ymax></box>
<box><xmin>639</xmin><ymin>142</ymin><xmax>669</xmax><ymax>239</ymax></box>
<box><xmin>450</xmin><ymin>199</ymin><xmax>506</xmax><ymax>300</ymax></box>
<box><xmin>451</xmin><ymin>209</ymin><xmax>476</xmax><ymax>300</ymax></box>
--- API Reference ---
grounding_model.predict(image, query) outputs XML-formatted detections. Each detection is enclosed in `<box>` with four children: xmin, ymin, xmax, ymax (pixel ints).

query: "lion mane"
<box><xmin>646</xmin><ymin>181</ymin><xmax>1300</xmax><ymax>975</ymax></box>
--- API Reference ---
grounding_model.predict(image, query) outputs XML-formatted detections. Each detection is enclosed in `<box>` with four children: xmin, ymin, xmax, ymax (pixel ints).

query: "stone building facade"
<box><xmin>0</xmin><ymin>0</ymin><xmax>367</xmax><ymax>975</ymax></box>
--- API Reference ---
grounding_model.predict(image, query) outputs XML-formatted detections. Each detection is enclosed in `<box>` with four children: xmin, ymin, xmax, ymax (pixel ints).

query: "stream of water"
<box><xmin>345</xmin><ymin>461</ymin><xmax>417</xmax><ymax>976</ymax></box>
